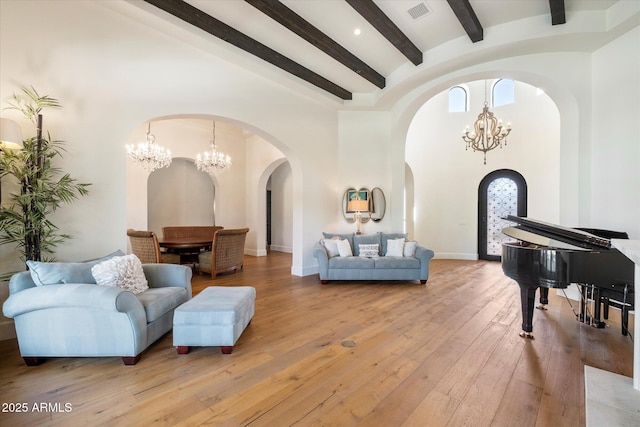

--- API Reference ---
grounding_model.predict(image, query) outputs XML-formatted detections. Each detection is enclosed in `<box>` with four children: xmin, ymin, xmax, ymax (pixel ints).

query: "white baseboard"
<box><xmin>270</xmin><ymin>245</ymin><xmax>292</xmax><ymax>253</ymax></box>
<box><xmin>246</xmin><ymin>248</ymin><xmax>268</xmax><ymax>257</ymax></box>
<box><xmin>291</xmin><ymin>264</ymin><xmax>318</xmax><ymax>277</ymax></box>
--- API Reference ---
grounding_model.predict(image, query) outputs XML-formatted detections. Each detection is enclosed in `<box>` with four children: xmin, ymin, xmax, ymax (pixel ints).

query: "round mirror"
<box><xmin>370</xmin><ymin>187</ymin><xmax>386</xmax><ymax>222</ymax></box>
<box><xmin>343</xmin><ymin>188</ymin><xmax>371</xmax><ymax>223</ymax></box>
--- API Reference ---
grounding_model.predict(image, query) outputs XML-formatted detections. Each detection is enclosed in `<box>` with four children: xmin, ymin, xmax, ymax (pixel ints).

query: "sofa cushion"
<box><xmin>386</xmin><ymin>238</ymin><xmax>405</xmax><ymax>257</ymax></box>
<box><xmin>353</xmin><ymin>234</ymin><xmax>381</xmax><ymax>256</ymax></box>
<box><xmin>336</xmin><ymin>239</ymin><xmax>353</xmax><ymax>257</ymax></box>
<box><xmin>92</xmin><ymin>254</ymin><xmax>149</xmax><ymax>295</ymax></box>
<box><xmin>380</xmin><ymin>233</ymin><xmax>408</xmax><ymax>255</ymax></box>
<box><xmin>328</xmin><ymin>256</ymin><xmax>375</xmax><ymax>269</ymax></box>
<box><xmin>358</xmin><ymin>244</ymin><xmax>380</xmax><ymax>258</ymax></box>
<box><xmin>403</xmin><ymin>241</ymin><xmax>419</xmax><ymax>257</ymax></box>
<box><xmin>137</xmin><ymin>287</ymin><xmax>189</xmax><ymax>323</ymax></box>
<box><xmin>323</xmin><ymin>232</ymin><xmax>354</xmax><ymax>253</ymax></box>
<box><xmin>320</xmin><ymin>238</ymin><xmax>340</xmax><ymax>258</ymax></box>
<box><xmin>374</xmin><ymin>256</ymin><xmax>420</xmax><ymax>269</ymax></box>
<box><xmin>26</xmin><ymin>250</ymin><xmax>125</xmax><ymax>286</ymax></box>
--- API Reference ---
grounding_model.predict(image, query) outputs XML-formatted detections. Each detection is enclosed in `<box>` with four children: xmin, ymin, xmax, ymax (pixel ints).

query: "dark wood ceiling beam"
<box><xmin>345</xmin><ymin>0</ymin><xmax>422</xmax><ymax>66</ymax></box>
<box><xmin>246</xmin><ymin>0</ymin><xmax>385</xmax><ymax>89</ymax></box>
<box><xmin>144</xmin><ymin>0</ymin><xmax>352</xmax><ymax>100</ymax></box>
<box><xmin>549</xmin><ymin>0</ymin><xmax>566</xmax><ymax>25</ymax></box>
<box><xmin>446</xmin><ymin>0</ymin><xmax>483</xmax><ymax>43</ymax></box>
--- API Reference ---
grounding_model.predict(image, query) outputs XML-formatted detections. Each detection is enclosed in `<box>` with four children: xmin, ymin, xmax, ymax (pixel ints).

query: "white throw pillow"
<box><xmin>386</xmin><ymin>238</ymin><xmax>405</xmax><ymax>257</ymax></box>
<box><xmin>91</xmin><ymin>254</ymin><xmax>149</xmax><ymax>295</ymax></box>
<box><xmin>336</xmin><ymin>239</ymin><xmax>353</xmax><ymax>257</ymax></box>
<box><xmin>403</xmin><ymin>241</ymin><xmax>419</xmax><ymax>257</ymax></box>
<box><xmin>358</xmin><ymin>244</ymin><xmax>379</xmax><ymax>258</ymax></box>
<box><xmin>321</xmin><ymin>238</ymin><xmax>340</xmax><ymax>258</ymax></box>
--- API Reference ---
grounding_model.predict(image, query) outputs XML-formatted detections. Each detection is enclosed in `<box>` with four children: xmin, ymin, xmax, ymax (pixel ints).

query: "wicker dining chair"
<box><xmin>127</xmin><ymin>229</ymin><xmax>181</xmax><ymax>264</ymax></box>
<box><xmin>198</xmin><ymin>228</ymin><xmax>249</xmax><ymax>278</ymax></box>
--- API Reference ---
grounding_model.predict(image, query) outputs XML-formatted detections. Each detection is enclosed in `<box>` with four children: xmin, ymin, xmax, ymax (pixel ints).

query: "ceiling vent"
<box><xmin>407</xmin><ymin>2</ymin><xmax>431</xmax><ymax>21</ymax></box>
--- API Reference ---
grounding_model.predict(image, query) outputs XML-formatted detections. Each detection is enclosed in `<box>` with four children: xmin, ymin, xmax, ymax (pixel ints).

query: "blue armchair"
<box><xmin>3</xmin><ymin>262</ymin><xmax>192</xmax><ymax>365</ymax></box>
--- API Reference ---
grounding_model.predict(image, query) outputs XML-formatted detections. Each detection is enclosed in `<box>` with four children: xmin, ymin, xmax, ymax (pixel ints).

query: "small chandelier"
<box><xmin>126</xmin><ymin>123</ymin><xmax>172</xmax><ymax>172</ymax></box>
<box><xmin>195</xmin><ymin>122</ymin><xmax>231</xmax><ymax>176</ymax></box>
<box><xmin>462</xmin><ymin>83</ymin><xmax>512</xmax><ymax>164</ymax></box>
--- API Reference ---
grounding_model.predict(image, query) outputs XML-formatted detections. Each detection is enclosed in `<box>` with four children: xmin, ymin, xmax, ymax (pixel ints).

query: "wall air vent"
<box><xmin>407</xmin><ymin>2</ymin><xmax>431</xmax><ymax>21</ymax></box>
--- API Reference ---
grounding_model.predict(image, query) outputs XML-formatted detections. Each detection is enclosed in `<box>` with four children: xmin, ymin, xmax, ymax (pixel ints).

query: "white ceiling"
<box><xmin>130</xmin><ymin>0</ymin><xmax>618</xmax><ymax>103</ymax></box>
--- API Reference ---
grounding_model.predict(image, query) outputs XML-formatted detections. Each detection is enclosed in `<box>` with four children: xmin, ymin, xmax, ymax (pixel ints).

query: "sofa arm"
<box><xmin>8</xmin><ymin>271</ymin><xmax>36</xmax><ymax>294</ymax></box>
<box><xmin>313</xmin><ymin>243</ymin><xmax>330</xmax><ymax>280</ymax></box>
<box><xmin>2</xmin><ymin>283</ymin><xmax>143</xmax><ymax>319</ymax></box>
<box><xmin>416</xmin><ymin>246</ymin><xmax>435</xmax><ymax>282</ymax></box>
<box><xmin>142</xmin><ymin>264</ymin><xmax>193</xmax><ymax>298</ymax></box>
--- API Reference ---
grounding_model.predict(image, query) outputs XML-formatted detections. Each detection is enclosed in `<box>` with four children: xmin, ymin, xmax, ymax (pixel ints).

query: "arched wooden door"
<box><xmin>478</xmin><ymin>169</ymin><xmax>527</xmax><ymax>261</ymax></box>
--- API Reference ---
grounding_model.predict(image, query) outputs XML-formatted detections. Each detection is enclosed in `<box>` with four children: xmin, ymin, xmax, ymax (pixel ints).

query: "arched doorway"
<box><xmin>478</xmin><ymin>169</ymin><xmax>527</xmax><ymax>261</ymax></box>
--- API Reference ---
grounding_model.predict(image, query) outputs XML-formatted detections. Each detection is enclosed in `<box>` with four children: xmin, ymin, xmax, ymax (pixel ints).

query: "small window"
<box><xmin>492</xmin><ymin>79</ymin><xmax>514</xmax><ymax>107</ymax></box>
<box><xmin>448</xmin><ymin>86</ymin><xmax>468</xmax><ymax>112</ymax></box>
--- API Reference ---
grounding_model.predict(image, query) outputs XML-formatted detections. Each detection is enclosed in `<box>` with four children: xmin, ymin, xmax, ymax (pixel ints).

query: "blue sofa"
<box><xmin>313</xmin><ymin>232</ymin><xmax>435</xmax><ymax>284</ymax></box>
<box><xmin>3</xmin><ymin>257</ymin><xmax>192</xmax><ymax>366</ymax></box>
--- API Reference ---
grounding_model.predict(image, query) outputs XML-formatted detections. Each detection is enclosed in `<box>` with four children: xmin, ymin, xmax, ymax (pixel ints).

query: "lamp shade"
<box><xmin>0</xmin><ymin>118</ymin><xmax>23</xmax><ymax>151</ymax></box>
<box><xmin>348</xmin><ymin>199</ymin><xmax>369</xmax><ymax>212</ymax></box>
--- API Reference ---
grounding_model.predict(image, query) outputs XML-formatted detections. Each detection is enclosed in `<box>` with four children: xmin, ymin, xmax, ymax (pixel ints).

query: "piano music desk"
<box><xmin>584</xmin><ymin>239</ymin><xmax>640</xmax><ymax>427</ymax></box>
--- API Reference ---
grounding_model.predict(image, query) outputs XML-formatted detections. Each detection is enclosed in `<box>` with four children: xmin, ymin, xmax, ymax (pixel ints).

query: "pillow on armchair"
<box><xmin>91</xmin><ymin>254</ymin><xmax>149</xmax><ymax>295</ymax></box>
<box><xmin>26</xmin><ymin>250</ymin><xmax>125</xmax><ymax>286</ymax></box>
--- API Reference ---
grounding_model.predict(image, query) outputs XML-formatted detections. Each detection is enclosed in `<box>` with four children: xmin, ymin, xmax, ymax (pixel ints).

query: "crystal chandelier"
<box><xmin>462</xmin><ymin>83</ymin><xmax>512</xmax><ymax>165</ymax></box>
<box><xmin>195</xmin><ymin>122</ymin><xmax>231</xmax><ymax>176</ymax></box>
<box><xmin>126</xmin><ymin>123</ymin><xmax>172</xmax><ymax>172</ymax></box>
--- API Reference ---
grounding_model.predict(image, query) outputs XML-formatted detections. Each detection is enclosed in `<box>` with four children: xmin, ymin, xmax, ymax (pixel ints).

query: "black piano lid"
<box><xmin>503</xmin><ymin>215</ymin><xmax>612</xmax><ymax>250</ymax></box>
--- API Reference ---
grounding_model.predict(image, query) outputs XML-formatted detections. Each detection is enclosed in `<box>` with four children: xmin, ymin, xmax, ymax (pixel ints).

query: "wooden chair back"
<box><xmin>162</xmin><ymin>226</ymin><xmax>223</xmax><ymax>240</ymax></box>
<box><xmin>127</xmin><ymin>229</ymin><xmax>162</xmax><ymax>263</ymax></box>
<box><xmin>200</xmin><ymin>228</ymin><xmax>249</xmax><ymax>278</ymax></box>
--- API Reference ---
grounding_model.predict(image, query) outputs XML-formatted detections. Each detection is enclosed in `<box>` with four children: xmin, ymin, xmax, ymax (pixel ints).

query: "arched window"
<box><xmin>492</xmin><ymin>79</ymin><xmax>515</xmax><ymax>107</ymax></box>
<box><xmin>448</xmin><ymin>85</ymin><xmax>468</xmax><ymax>112</ymax></box>
<box><xmin>478</xmin><ymin>169</ymin><xmax>527</xmax><ymax>261</ymax></box>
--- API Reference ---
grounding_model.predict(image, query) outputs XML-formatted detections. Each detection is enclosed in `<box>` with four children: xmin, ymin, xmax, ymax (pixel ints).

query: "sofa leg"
<box><xmin>176</xmin><ymin>346</ymin><xmax>190</xmax><ymax>354</ymax></box>
<box><xmin>221</xmin><ymin>346</ymin><xmax>233</xmax><ymax>354</ymax></box>
<box><xmin>321</xmin><ymin>280</ymin><xmax>328</xmax><ymax>284</ymax></box>
<box><xmin>23</xmin><ymin>357</ymin><xmax>43</xmax><ymax>366</ymax></box>
<box><xmin>122</xmin><ymin>355</ymin><xmax>140</xmax><ymax>365</ymax></box>
<box><xmin>420</xmin><ymin>280</ymin><xmax>426</xmax><ymax>284</ymax></box>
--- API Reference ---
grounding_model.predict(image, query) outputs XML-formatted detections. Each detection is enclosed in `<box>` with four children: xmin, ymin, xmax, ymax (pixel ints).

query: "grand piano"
<box><xmin>501</xmin><ymin>215</ymin><xmax>635</xmax><ymax>339</ymax></box>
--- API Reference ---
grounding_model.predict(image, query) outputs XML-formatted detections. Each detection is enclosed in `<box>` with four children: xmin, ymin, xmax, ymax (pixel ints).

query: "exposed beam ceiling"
<box><xmin>549</xmin><ymin>0</ymin><xmax>567</xmax><ymax>25</ymax></box>
<box><xmin>143</xmin><ymin>0</ymin><xmax>353</xmax><ymax>100</ymax></box>
<box><xmin>245</xmin><ymin>0</ymin><xmax>385</xmax><ymax>89</ymax></box>
<box><xmin>446</xmin><ymin>0</ymin><xmax>483</xmax><ymax>43</ymax></box>
<box><xmin>345</xmin><ymin>0</ymin><xmax>423</xmax><ymax>66</ymax></box>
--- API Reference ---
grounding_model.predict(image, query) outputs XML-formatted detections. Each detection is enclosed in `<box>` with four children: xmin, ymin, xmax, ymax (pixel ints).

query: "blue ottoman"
<box><xmin>173</xmin><ymin>286</ymin><xmax>255</xmax><ymax>354</ymax></box>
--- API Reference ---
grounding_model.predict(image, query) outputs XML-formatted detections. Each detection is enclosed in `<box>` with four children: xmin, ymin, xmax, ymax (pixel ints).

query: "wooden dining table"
<box><xmin>158</xmin><ymin>237</ymin><xmax>212</xmax><ymax>251</ymax></box>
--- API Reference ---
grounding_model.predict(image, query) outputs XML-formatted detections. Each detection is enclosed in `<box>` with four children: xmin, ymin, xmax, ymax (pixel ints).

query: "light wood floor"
<box><xmin>0</xmin><ymin>252</ymin><xmax>633</xmax><ymax>426</ymax></box>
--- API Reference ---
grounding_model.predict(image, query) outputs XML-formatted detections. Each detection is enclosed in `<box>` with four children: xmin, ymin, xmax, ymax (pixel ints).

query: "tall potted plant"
<box><xmin>0</xmin><ymin>87</ymin><xmax>90</xmax><ymax>276</ymax></box>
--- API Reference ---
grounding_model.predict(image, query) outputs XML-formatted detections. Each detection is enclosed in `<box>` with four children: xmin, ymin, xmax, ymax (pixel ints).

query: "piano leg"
<box><xmin>537</xmin><ymin>287</ymin><xmax>549</xmax><ymax>310</ymax></box>
<box><xmin>519</xmin><ymin>283</ymin><xmax>538</xmax><ymax>339</ymax></box>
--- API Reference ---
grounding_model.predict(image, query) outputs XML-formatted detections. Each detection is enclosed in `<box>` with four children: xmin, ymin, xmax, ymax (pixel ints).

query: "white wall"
<box><xmin>591</xmin><ymin>27</ymin><xmax>640</xmax><ymax>238</ymax></box>
<box><xmin>406</xmin><ymin>80</ymin><xmax>560</xmax><ymax>258</ymax></box>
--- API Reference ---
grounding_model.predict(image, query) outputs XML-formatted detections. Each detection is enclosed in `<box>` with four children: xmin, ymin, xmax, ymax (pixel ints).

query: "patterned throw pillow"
<box><xmin>403</xmin><ymin>241</ymin><xmax>419</xmax><ymax>257</ymax></box>
<box><xmin>91</xmin><ymin>254</ymin><xmax>149</xmax><ymax>295</ymax></box>
<box><xmin>358</xmin><ymin>244</ymin><xmax>380</xmax><ymax>258</ymax></box>
<box><xmin>386</xmin><ymin>238</ymin><xmax>405</xmax><ymax>257</ymax></box>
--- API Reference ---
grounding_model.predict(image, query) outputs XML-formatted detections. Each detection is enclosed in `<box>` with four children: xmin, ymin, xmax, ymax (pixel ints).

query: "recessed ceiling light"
<box><xmin>353</xmin><ymin>28</ymin><xmax>361</xmax><ymax>36</ymax></box>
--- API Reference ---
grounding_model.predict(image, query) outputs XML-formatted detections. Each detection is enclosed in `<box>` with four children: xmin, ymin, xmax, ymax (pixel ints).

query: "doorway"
<box><xmin>478</xmin><ymin>169</ymin><xmax>527</xmax><ymax>261</ymax></box>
